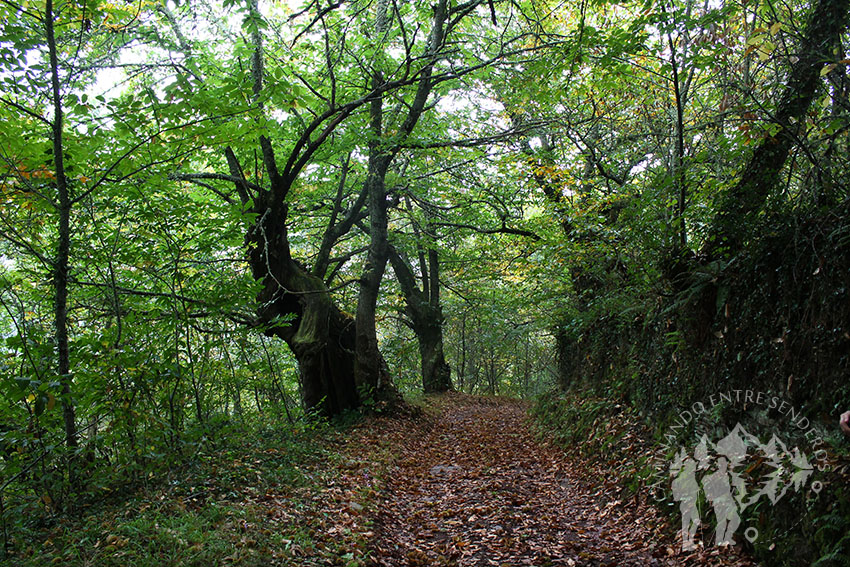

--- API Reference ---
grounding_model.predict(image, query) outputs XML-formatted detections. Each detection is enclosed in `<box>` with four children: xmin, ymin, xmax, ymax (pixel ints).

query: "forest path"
<box><xmin>359</xmin><ymin>393</ymin><xmax>751</xmax><ymax>567</ymax></box>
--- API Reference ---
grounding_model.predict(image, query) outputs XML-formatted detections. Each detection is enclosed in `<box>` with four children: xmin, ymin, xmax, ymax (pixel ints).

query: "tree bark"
<box><xmin>246</xmin><ymin>200</ymin><xmax>361</xmax><ymax>415</ymax></box>
<box><xmin>226</xmin><ymin>0</ymin><xmax>463</xmax><ymax>413</ymax></box>
<box><xmin>415</xmin><ymin>312</ymin><xmax>452</xmax><ymax>393</ymax></box>
<box><xmin>45</xmin><ymin>0</ymin><xmax>78</xmax><ymax>472</ymax></box>
<box><xmin>353</xmin><ymin>45</ymin><xmax>394</xmax><ymax>395</ymax></box>
<box><xmin>352</xmin><ymin>0</ymin><xmax>448</xmax><ymax>396</ymax></box>
<box><xmin>353</xmin><ymin>150</ymin><xmax>395</xmax><ymax>399</ymax></box>
<box><xmin>233</xmin><ymin>0</ymin><xmax>388</xmax><ymax>416</ymax></box>
<box><xmin>388</xmin><ymin>245</ymin><xmax>452</xmax><ymax>393</ymax></box>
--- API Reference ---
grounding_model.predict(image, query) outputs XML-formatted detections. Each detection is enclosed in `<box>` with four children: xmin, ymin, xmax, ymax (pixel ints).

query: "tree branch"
<box><xmin>433</xmin><ymin>220</ymin><xmax>540</xmax><ymax>240</ymax></box>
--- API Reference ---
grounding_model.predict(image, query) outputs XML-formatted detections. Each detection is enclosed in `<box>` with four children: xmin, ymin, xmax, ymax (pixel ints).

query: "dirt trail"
<box><xmin>364</xmin><ymin>394</ymin><xmax>753</xmax><ymax>567</ymax></box>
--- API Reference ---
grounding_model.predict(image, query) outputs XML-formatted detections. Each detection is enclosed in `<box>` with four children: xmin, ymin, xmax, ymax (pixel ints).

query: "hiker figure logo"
<box><xmin>668</xmin><ymin>421</ymin><xmax>817</xmax><ymax>551</ymax></box>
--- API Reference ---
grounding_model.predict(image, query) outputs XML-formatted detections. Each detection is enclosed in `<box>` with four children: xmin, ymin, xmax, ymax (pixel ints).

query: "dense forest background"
<box><xmin>1</xmin><ymin>0</ymin><xmax>849</xmax><ymax>564</ymax></box>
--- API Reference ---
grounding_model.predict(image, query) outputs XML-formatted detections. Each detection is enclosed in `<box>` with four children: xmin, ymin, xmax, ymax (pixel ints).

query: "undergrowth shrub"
<box><xmin>540</xmin><ymin>203</ymin><xmax>850</xmax><ymax>565</ymax></box>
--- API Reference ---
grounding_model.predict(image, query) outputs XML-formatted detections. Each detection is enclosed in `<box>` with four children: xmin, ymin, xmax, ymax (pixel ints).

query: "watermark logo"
<box><xmin>652</xmin><ymin>389</ymin><xmax>828</xmax><ymax>551</ymax></box>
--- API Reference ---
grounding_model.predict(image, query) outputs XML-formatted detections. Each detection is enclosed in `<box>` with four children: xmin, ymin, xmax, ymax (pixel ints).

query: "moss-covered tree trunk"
<box><xmin>388</xmin><ymin>245</ymin><xmax>453</xmax><ymax>393</ymax></box>
<box><xmin>233</xmin><ymin>0</ymin><xmax>383</xmax><ymax>416</ymax></box>
<box><xmin>245</xmin><ymin>194</ymin><xmax>361</xmax><ymax>415</ymax></box>
<box><xmin>415</xmin><ymin>312</ymin><xmax>452</xmax><ymax>393</ymax></box>
<box><xmin>353</xmin><ymin>149</ymin><xmax>396</xmax><ymax>400</ymax></box>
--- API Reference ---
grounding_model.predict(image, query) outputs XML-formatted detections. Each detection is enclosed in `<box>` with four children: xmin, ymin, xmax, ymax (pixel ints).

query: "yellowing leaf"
<box><xmin>746</xmin><ymin>34</ymin><xmax>765</xmax><ymax>46</ymax></box>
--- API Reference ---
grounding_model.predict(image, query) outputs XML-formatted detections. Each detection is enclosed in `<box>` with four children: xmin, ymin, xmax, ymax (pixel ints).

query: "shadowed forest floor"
<box><xmin>13</xmin><ymin>394</ymin><xmax>761</xmax><ymax>566</ymax></box>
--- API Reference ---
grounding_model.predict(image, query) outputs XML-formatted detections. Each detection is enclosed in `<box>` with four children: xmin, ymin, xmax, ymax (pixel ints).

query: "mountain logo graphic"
<box><xmin>669</xmin><ymin>423</ymin><xmax>814</xmax><ymax>550</ymax></box>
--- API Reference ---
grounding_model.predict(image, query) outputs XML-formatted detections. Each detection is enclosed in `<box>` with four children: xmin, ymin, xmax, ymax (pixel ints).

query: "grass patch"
<box><xmin>5</xmin><ymin>416</ymin><xmax>368</xmax><ymax>567</ymax></box>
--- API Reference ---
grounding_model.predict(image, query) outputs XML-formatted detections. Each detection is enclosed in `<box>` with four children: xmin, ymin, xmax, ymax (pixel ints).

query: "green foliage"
<box><xmin>812</xmin><ymin>505</ymin><xmax>850</xmax><ymax>567</ymax></box>
<box><xmin>543</xmin><ymin>199</ymin><xmax>850</xmax><ymax>565</ymax></box>
<box><xmin>1</xmin><ymin>0</ymin><xmax>848</xmax><ymax>561</ymax></box>
<box><xmin>5</xmin><ymin>417</ymin><xmax>344</xmax><ymax>566</ymax></box>
<box><xmin>531</xmin><ymin>391</ymin><xmax>623</xmax><ymax>453</ymax></box>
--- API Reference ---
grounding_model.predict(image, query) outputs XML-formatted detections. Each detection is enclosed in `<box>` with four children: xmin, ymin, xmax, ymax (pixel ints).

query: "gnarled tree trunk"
<box><xmin>414</xmin><ymin>308</ymin><xmax>452</xmax><ymax>393</ymax></box>
<box><xmin>246</xmin><ymin>198</ymin><xmax>362</xmax><ymax>415</ymax></box>
<box><xmin>388</xmin><ymin>245</ymin><xmax>452</xmax><ymax>393</ymax></box>
<box><xmin>231</xmin><ymin>0</ymin><xmax>397</xmax><ymax>416</ymax></box>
